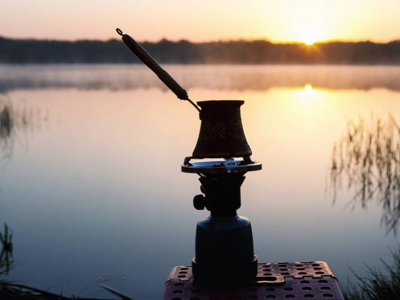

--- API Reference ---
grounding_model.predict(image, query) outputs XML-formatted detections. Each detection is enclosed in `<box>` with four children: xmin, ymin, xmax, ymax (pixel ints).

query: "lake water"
<box><xmin>0</xmin><ymin>64</ymin><xmax>400</xmax><ymax>299</ymax></box>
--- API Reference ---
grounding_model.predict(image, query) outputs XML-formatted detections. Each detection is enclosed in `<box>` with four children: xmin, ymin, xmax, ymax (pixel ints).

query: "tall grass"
<box><xmin>343</xmin><ymin>247</ymin><xmax>400</xmax><ymax>300</ymax></box>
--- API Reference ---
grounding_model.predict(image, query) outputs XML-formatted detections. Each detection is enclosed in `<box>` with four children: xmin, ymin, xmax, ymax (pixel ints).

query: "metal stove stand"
<box><xmin>162</xmin><ymin>261</ymin><xmax>344</xmax><ymax>300</ymax></box>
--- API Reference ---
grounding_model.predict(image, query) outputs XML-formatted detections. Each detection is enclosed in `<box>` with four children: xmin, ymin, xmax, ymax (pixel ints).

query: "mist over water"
<box><xmin>2</xmin><ymin>65</ymin><xmax>400</xmax><ymax>93</ymax></box>
<box><xmin>0</xmin><ymin>64</ymin><xmax>399</xmax><ymax>299</ymax></box>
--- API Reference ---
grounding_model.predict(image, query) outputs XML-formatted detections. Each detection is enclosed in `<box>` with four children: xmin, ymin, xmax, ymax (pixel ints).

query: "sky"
<box><xmin>1</xmin><ymin>0</ymin><xmax>400</xmax><ymax>44</ymax></box>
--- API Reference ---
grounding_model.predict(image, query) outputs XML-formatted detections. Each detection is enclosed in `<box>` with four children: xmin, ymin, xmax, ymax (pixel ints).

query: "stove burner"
<box><xmin>182</xmin><ymin>157</ymin><xmax>262</xmax><ymax>174</ymax></box>
<box><xmin>183</xmin><ymin>100</ymin><xmax>262</xmax><ymax>284</ymax></box>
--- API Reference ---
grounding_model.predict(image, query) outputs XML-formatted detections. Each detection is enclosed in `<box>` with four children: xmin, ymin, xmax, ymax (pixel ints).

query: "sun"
<box><xmin>297</xmin><ymin>27</ymin><xmax>322</xmax><ymax>45</ymax></box>
<box><xmin>304</xmin><ymin>37</ymin><xmax>316</xmax><ymax>46</ymax></box>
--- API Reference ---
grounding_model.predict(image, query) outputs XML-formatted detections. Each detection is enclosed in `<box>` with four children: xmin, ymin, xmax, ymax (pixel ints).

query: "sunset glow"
<box><xmin>0</xmin><ymin>0</ymin><xmax>400</xmax><ymax>42</ymax></box>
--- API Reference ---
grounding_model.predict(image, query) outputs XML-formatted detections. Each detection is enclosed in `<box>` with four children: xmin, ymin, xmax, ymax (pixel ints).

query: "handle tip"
<box><xmin>116</xmin><ymin>28</ymin><xmax>123</xmax><ymax>36</ymax></box>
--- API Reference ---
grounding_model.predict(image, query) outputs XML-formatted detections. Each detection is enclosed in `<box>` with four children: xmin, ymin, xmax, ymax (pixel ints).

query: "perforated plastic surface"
<box><xmin>162</xmin><ymin>261</ymin><xmax>344</xmax><ymax>300</ymax></box>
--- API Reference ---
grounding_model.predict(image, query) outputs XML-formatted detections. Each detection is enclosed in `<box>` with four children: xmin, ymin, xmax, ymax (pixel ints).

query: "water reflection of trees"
<box><xmin>330</xmin><ymin>115</ymin><xmax>400</xmax><ymax>234</ymax></box>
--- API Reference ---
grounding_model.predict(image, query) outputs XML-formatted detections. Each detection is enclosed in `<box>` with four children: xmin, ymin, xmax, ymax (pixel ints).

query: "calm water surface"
<box><xmin>0</xmin><ymin>65</ymin><xmax>399</xmax><ymax>299</ymax></box>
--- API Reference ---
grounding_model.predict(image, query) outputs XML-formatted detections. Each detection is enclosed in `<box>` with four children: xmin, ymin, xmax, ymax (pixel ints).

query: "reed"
<box><xmin>1</xmin><ymin>224</ymin><xmax>131</xmax><ymax>299</ymax></box>
<box><xmin>0</xmin><ymin>223</ymin><xmax>13</xmax><ymax>280</ymax></box>
<box><xmin>330</xmin><ymin>115</ymin><xmax>400</xmax><ymax>234</ymax></box>
<box><xmin>343</xmin><ymin>247</ymin><xmax>400</xmax><ymax>300</ymax></box>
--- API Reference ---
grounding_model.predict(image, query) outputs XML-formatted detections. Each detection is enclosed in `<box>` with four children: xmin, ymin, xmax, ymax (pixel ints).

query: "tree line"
<box><xmin>1</xmin><ymin>36</ymin><xmax>400</xmax><ymax>64</ymax></box>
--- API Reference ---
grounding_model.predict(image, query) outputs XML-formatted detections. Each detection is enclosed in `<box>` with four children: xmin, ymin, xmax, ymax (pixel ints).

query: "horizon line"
<box><xmin>1</xmin><ymin>35</ymin><xmax>400</xmax><ymax>45</ymax></box>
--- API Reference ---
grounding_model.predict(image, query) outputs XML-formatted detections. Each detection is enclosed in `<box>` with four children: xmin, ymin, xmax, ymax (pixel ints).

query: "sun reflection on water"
<box><xmin>304</xmin><ymin>84</ymin><xmax>313</xmax><ymax>93</ymax></box>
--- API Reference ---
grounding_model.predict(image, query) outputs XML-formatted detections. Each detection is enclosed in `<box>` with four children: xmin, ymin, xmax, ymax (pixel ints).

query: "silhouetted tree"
<box><xmin>1</xmin><ymin>37</ymin><xmax>400</xmax><ymax>64</ymax></box>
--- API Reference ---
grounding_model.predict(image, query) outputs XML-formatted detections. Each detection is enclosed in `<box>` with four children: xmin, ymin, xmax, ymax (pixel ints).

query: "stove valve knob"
<box><xmin>193</xmin><ymin>194</ymin><xmax>206</xmax><ymax>210</ymax></box>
